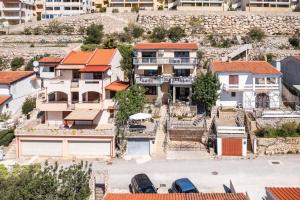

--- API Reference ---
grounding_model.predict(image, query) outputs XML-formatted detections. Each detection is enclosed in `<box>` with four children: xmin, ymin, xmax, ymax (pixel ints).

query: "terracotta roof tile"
<box><xmin>0</xmin><ymin>71</ymin><xmax>35</xmax><ymax>85</ymax></box>
<box><xmin>39</xmin><ymin>57</ymin><xmax>64</xmax><ymax>63</ymax></box>
<box><xmin>0</xmin><ymin>95</ymin><xmax>11</xmax><ymax>106</ymax></box>
<box><xmin>88</xmin><ymin>49</ymin><xmax>116</xmax><ymax>65</ymax></box>
<box><xmin>104</xmin><ymin>193</ymin><xmax>248</xmax><ymax>200</ymax></box>
<box><xmin>266</xmin><ymin>187</ymin><xmax>300</xmax><ymax>200</ymax></box>
<box><xmin>293</xmin><ymin>55</ymin><xmax>300</xmax><ymax>61</ymax></box>
<box><xmin>105</xmin><ymin>81</ymin><xmax>129</xmax><ymax>91</ymax></box>
<box><xmin>79</xmin><ymin>66</ymin><xmax>110</xmax><ymax>72</ymax></box>
<box><xmin>134</xmin><ymin>43</ymin><xmax>198</xmax><ymax>50</ymax></box>
<box><xmin>211</xmin><ymin>61</ymin><xmax>281</xmax><ymax>75</ymax></box>
<box><xmin>62</xmin><ymin>51</ymin><xmax>95</xmax><ymax>65</ymax></box>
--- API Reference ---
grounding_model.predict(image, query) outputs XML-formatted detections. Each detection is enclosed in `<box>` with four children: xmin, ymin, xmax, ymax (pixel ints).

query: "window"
<box><xmin>144</xmin><ymin>70</ymin><xmax>157</xmax><ymax>76</ymax></box>
<box><xmin>229</xmin><ymin>75</ymin><xmax>239</xmax><ymax>84</ymax></box>
<box><xmin>93</xmin><ymin>72</ymin><xmax>102</xmax><ymax>80</ymax></box>
<box><xmin>45</xmin><ymin>7</ymin><xmax>53</xmax><ymax>10</ymax></box>
<box><xmin>5</xmin><ymin>103</ymin><xmax>9</xmax><ymax>109</ymax></box>
<box><xmin>64</xmin><ymin>7</ymin><xmax>71</xmax><ymax>10</ymax></box>
<box><xmin>49</xmin><ymin>67</ymin><xmax>54</xmax><ymax>72</ymax></box>
<box><xmin>72</xmin><ymin>70</ymin><xmax>80</xmax><ymax>79</ymax></box>
<box><xmin>54</xmin><ymin>7</ymin><xmax>60</xmax><ymax>10</ymax></box>
<box><xmin>174</xmin><ymin>51</ymin><xmax>189</xmax><ymax>58</ymax></box>
<box><xmin>72</xmin><ymin>7</ymin><xmax>80</xmax><ymax>10</ymax></box>
<box><xmin>145</xmin><ymin>86</ymin><xmax>157</xmax><ymax>95</ymax></box>
<box><xmin>231</xmin><ymin>92</ymin><xmax>236</xmax><ymax>97</ymax></box>
<box><xmin>174</xmin><ymin>69</ymin><xmax>190</xmax><ymax>76</ymax></box>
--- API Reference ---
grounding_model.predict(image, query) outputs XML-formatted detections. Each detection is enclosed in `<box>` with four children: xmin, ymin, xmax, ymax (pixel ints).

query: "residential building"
<box><xmin>133</xmin><ymin>42</ymin><xmax>198</xmax><ymax>105</ymax></box>
<box><xmin>232</xmin><ymin>0</ymin><xmax>298</xmax><ymax>12</ymax></box>
<box><xmin>15</xmin><ymin>48</ymin><xmax>128</xmax><ymax>158</ymax></box>
<box><xmin>169</xmin><ymin>0</ymin><xmax>226</xmax><ymax>11</ymax></box>
<box><xmin>40</xmin><ymin>0</ymin><xmax>92</xmax><ymax>20</ymax></box>
<box><xmin>279</xmin><ymin>55</ymin><xmax>300</xmax><ymax>106</ymax></box>
<box><xmin>108</xmin><ymin>0</ymin><xmax>156</xmax><ymax>11</ymax></box>
<box><xmin>211</xmin><ymin>61</ymin><xmax>282</xmax><ymax>110</ymax></box>
<box><xmin>0</xmin><ymin>71</ymin><xmax>40</xmax><ymax>115</ymax></box>
<box><xmin>0</xmin><ymin>0</ymin><xmax>35</xmax><ymax>25</ymax></box>
<box><xmin>103</xmin><ymin>193</ymin><xmax>249</xmax><ymax>200</ymax></box>
<box><xmin>266</xmin><ymin>187</ymin><xmax>300</xmax><ymax>200</ymax></box>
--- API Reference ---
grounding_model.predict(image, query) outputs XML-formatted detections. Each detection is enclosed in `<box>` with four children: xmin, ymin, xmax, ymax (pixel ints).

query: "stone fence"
<box><xmin>256</xmin><ymin>137</ymin><xmax>300</xmax><ymax>155</ymax></box>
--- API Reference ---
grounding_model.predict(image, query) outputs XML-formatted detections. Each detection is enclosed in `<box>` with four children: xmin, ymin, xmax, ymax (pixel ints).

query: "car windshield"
<box><xmin>184</xmin><ymin>188</ymin><xmax>198</xmax><ymax>193</ymax></box>
<box><xmin>142</xmin><ymin>186</ymin><xmax>156</xmax><ymax>193</ymax></box>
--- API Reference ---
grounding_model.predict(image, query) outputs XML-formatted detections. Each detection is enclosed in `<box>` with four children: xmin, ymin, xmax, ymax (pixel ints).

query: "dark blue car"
<box><xmin>171</xmin><ymin>178</ymin><xmax>199</xmax><ymax>193</ymax></box>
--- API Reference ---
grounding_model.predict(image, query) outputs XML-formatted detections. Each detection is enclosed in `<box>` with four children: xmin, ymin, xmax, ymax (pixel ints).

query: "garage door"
<box><xmin>127</xmin><ymin>139</ymin><xmax>150</xmax><ymax>156</ymax></box>
<box><xmin>21</xmin><ymin>140</ymin><xmax>63</xmax><ymax>156</ymax></box>
<box><xmin>222</xmin><ymin>138</ymin><xmax>242</xmax><ymax>156</ymax></box>
<box><xmin>68</xmin><ymin>141</ymin><xmax>111</xmax><ymax>156</ymax></box>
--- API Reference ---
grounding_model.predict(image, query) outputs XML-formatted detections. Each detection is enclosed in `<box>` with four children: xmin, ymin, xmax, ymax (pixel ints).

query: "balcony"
<box><xmin>133</xmin><ymin>57</ymin><xmax>197</xmax><ymax>65</ymax></box>
<box><xmin>222</xmin><ymin>83</ymin><xmax>280</xmax><ymax>91</ymax></box>
<box><xmin>170</xmin><ymin>76</ymin><xmax>194</xmax><ymax>85</ymax></box>
<box><xmin>135</xmin><ymin>75</ymin><xmax>163</xmax><ymax>85</ymax></box>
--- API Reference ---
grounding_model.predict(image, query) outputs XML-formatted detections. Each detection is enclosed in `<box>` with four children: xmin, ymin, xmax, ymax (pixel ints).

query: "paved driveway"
<box><xmin>91</xmin><ymin>155</ymin><xmax>300</xmax><ymax>200</ymax></box>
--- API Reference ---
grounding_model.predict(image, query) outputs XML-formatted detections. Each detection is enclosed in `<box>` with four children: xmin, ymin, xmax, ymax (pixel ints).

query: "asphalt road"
<box><xmin>91</xmin><ymin>155</ymin><xmax>300</xmax><ymax>200</ymax></box>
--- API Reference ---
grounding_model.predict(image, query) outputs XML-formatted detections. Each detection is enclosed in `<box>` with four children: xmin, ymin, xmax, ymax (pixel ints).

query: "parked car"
<box><xmin>171</xmin><ymin>178</ymin><xmax>199</xmax><ymax>193</ymax></box>
<box><xmin>130</xmin><ymin>173</ymin><xmax>157</xmax><ymax>193</ymax></box>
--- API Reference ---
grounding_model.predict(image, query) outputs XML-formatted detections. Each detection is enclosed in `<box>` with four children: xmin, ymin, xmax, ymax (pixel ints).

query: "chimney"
<box><xmin>275</xmin><ymin>59</ymin><xmax>281</xmax><ymax>72</ymax></box>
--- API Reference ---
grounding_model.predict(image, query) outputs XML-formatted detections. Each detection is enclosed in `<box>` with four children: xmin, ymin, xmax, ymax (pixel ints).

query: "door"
<box><xmin>21</xmin><ymin>140</ymin><xmax>63</xmax><ymax>156</ymax></box>
<box><xmin>127</xmin><ymin>139</ymin><xmax>150</xmax><ymax>156</ymax></box>
<box><xmin>68</xmin><ymin>141</ymin><xmax>111</xmax><ymax>156</ymax></box>
<box><xmin>222</xmin><ymin>138</ymin><xmax>242</xmax><ymax>156</ymax></box>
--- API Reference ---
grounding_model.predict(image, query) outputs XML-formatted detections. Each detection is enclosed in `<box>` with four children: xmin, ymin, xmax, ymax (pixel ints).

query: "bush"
<box><xmin>247</xmin><ymin>27</ymin><xmax>265</xmax><ymax>42</ymax></box>
<box><xmin>45</xmin><ymin>20</ymin><xmax>63</xmax><ymax>34</ymax></box>
<box><xmin>255</xmin><ymin>122</ymin><xmax>300</xmax><ymax>138</ymax></box>
<box><xmin>289</xmin><ymin>36</ymin><xmax>299</xmax><ymax>48</ymax></box>
<box><xmin>23</xmin><ymin>28</ymin><xmax>32</xmax><ymax>35</ymax></box>
<box><xmin>158</xmin><ymin>5</ymin><xmax>163</xmax><ymax>10</ymax></box>
<box><xmin>10</xmin><ymin>57</ymin><xmax>25</xmax><ymax>71</ymax></box>
<box><xmin>0</xmin><ymin>112</ymin><xmax>10</xmax><ymax>122</ymax></box>
<box><xmin>22</xmin><ymin>97</ymin><xmax>36</xmax><ymax>115</ymax></box>
<box><xmin>32</xmin><ymin>27</ymin><xmax>41</xmax><ymax>35</ymax></box>
<box><xmin>266</xmin><ymin>53</ymin><xmax>273</xmax><ymax>63</ymax></box>
<box><xmin>124</xmin><ymin>23</ymin><xmax>144</xmax><ymax>39</ymax></box>
<box><xmin>78</xmin><ymin>26</ymin><xmax>86</xmax><ymax>35</ymax></box>
<box><xmin>0</xmin><ymin>131</ymin><xmax>14</xmax><ymax>146</ymax></box>
<box><xmin>168</xmin><ymin>26</ymin><xmax>186</xmax><ymax>42</ymax></box>
<box><xmin>131</xmin><ymin>5</ymin><xmax>139</xmax><ymax>13</ymax></box>
<box><xmin>80</xmin><ymin>44</ymin><xmax>101</xmax><ymax>51</ymax></box>
<box><xmin>112</xmin><ymin>8</ymin><xmax>119</xmax><ymax>13</ymax></box>
<box><xmin>149</xmin><ymin>26</ymin><xmax>167</xmax><ymax>42</ymax></box>
<box><xmin>293</xmin><ymin>7</ymin><xmax>300</xmax><ymax>12</ymax></box>
<box><xmin>0</xmin><ymin>56</ymin><xmax>8</xmax><ymax>71</ymax></box>
<box><xmin>84</xmin><ymin>23</ymin><xmax>104</xmax><ymax>44</ymax></box>
<box><xmin>102</xmin><ymin>37</ymin><xmax>118</xmax><ymax>49</ymax></box>
<box><xmin>99</xmin><ymin>7</ymin><xmax>106</xmax><ymax>13</ymax></box>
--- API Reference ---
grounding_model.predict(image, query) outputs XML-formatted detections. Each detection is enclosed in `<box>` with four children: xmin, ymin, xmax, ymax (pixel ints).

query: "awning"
<box><xmin>79</xmin><ymin>66</ymin><xmax>110</xmax><ymax>72</ymax></box>
<box><xmin>56</xmin><ymin>64</ymin><xmax>85</xmax><ymax>70</ymax></box>
<box><xmin>138</xmin><ymin>66</ymin><xmax>158</xmax><ymax>70</ymax></box>
<box><xmin>0</xmin><ymin>95</ymin><xmax>11</xmax><ymax>106</ymax></box>
<box><xmin>105</xmin><ymin>82</ymin><xmax>129</xmax><ymax>91</ymax></box>
<box><xmin>129</xmin><ymin>113</ymin><xmax>152</xmax><ymax>120</ymax></box>
<box><xmin>64</xmin><ymin>109</ymin><xmax>101</xmax><ymax>121</ymax></box>
<box><xmin>174</xmin><ymin>65</ymin><xmax>194</xmax><ymax>69</ymax></box>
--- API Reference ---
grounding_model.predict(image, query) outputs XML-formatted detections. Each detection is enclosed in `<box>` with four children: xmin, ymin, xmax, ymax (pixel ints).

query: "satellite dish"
<box><xmin>107</xmin><ymin>69</ymin><xmax>112</xmax><ymax>76</ymax></box>
<box><xmin>33</xmin><ymin>66</ymin><xmax>39</xmax><ymax>73</ymax></box>
<box><xmin>33</xmin><ymin>61</ymin><xmax>39</xmax><ymax>67</ymax></box>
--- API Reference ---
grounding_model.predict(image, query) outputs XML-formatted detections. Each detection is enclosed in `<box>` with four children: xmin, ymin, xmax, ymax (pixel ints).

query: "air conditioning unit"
<box><xmin>158</xmin><ymin>50</ymin><xmax>164</xmax><ymax>55</ymax></box>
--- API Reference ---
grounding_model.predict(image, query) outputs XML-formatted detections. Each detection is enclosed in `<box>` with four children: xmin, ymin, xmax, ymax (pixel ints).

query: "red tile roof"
<box><xmin>88</xmin><ymin>49</ymin><xmax>116</xmax><ymax>65</ymax></box>
<box><xmin>211</xmin><ymin>61</ymin><xmax>281</xmax><ymax>75</ymax></box>
<box><xmin>0</xmin><ymin>95</ymin><xmax>11</xmax><ymax>106</ymax></box>
<box><xmin>0</xmin><ymin>71</ymin><xmax>35</xmax><ymax>85</ymax></box>
<box><xmin>79</xmin><ymin>66</ymin><xmax>110</xmax><ymax>72</ymax></box>
<box><xmin>39</xmin><ymin>57</ymin><xmax>64</xmax><ymax>63</ymax></box>
<box><xmin>293</xmin><ymin>55</ymin><xmax>300</xmax><ymax>61</ymax></box>
<box><xmin>134</xmin><ymin>42</ymin><xmax>198</xmax><ymax>50</ymax></box>
<box><xmin>266</xmin><ymin>187</ymin><xmax>300</xmax><ymax>200</ymax></box>
<box><xmin>62</xmin><ymin>51</ymin><xmax>95</xmax><ymax>65</ymax></box>
<box><xmin>105</xmin><ymin>81</ymin><xmax>129</xmax><ymax>91</ymax></box>
<box><xmin>103</xmin><ymin>193</ymin><xmax>248</xmax><ymax>200</ymax></box>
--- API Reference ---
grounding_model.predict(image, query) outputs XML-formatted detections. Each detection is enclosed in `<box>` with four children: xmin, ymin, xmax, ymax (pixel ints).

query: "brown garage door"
<box><xmin>222</xmin><ymin>138</ymin><xmax>242</xmax><ymax>156</ymax></box>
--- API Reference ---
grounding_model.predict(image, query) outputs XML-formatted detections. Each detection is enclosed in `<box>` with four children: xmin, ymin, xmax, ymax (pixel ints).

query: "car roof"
<box><xmin>175</xmin><ymin>178</ymin><xmax>196</xmax><ymax>191</ymax></box>
<box><xmin>133</xmin><ymin>174</ymin><xmax>153</xmax><ymax>187</ymax></box>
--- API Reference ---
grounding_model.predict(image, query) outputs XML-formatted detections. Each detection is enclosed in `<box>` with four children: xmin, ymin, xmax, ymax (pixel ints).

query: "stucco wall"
<box><xmin>257</xmin><ymin>137</ymin><xmax>300</xmax><ymax>155</ymax></box>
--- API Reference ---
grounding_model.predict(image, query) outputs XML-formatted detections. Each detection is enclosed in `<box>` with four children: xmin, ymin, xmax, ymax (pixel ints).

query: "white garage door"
<box><xmin>68</xmin><ymin>141</ymin><xmax>111</xmax><ymax>156</ymax></box>
<box><xmin>127</xmin><ymin>139</ymin><xmax>150</xmax><ymax>156</ymax></box>
<box><xmin>21</xmin><ymin>140</ymin><xmax>63</xmax><ymax>156</ymax></box>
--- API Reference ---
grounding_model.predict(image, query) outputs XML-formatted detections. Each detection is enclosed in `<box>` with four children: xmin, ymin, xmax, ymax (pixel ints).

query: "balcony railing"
<box><xmin>135</xmin><ymin>75</ymin><xmax>163</xmax><ymax>85</ymax></box>
<box><xmin>133</xmin><ymin>57</ymin><xmax>197</xmax><ymax>65</ymax></box>
<box><xmin>222</xmin><ymin>83</ymin><xmax>279</xmax><ymax>91</ymax></box>
<box><xmin>170</xmin><ymin>76</ymin><xmax>193</xmax><ymax>85</ymax></box>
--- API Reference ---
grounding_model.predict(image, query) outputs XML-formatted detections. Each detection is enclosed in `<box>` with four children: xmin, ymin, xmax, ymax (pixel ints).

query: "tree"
<box><xmin>117</xmin><ymin>44</ymin><xmax>134</xmax><ymax>84</ymax></box>
<box><xmin>114</xmin><ymin>85</ymin><xmax>146</xmax><ymax>127</ymax></box>
<box><xmin>192</xmin><ymin>72</ymin><xmax>220</xmax><ymax>113</ymax></box>
<box><xmin>25</xmin><ymin>54</ymin><xmax>50</xmax><ymax>71</ymax></box>
<box><xmin>0</xmin><ymin>161</ymin><xmax>91</xmax><ymax>200</ymax></box>
<box><xmin>289</xmin><ymin>36</ymin><xmax>299</xmax><ymax>48</ymax></box>
<box><xmin>247</xmin><ymin>27</ymin><xmax>265</xmax><ymax>42</ymax></box>
<box><xmin>149</xmin><ymin>26</ymin><xmax>167</xmax><ymax>42</ymax></box>
<box><xmin>123</xmin><ymin>23</ymin><xmax>144</xmax><ymax>39</ymax></box>
<box><xmin>84</xmin><ymin>23</ymin><xmax>104</xmax><ymax>44</ymax></box>
<box><xmin>102</xmin><ymin>37</ymin><xmax>118</xmax><ymax>49</ymax></box>
<box><xmin>168</xmin><ymin>26</ymin><xmax>186</xmax><ymax>42</ymax></box>
<box><xmin>22</xmin><ymin>97</ymin><xmax>36</xmax><ymax>115</ymax></box>
<box><xmin>10</xmin><ymin>57</ymin><xmax>25</xmax><ymax>71</ymax></box>
<box><xmin>0</xmin><ymin>56</ymin><xmax>8</xmax><ymax>71</ymax></box>
<box><xmin>81</xmin><ymin>44</ymin><xmax>101</xmax><ymax>51</ymax></box>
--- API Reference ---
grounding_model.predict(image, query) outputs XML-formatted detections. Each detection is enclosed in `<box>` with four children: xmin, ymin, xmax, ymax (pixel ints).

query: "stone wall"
<box><xmin>256</xmin><ymin>137</ymin><xmax>300</xmax><ymax>155</ymax></box>
<box><xmin>137</xmin><ymin>11</ymin><xmax>300</xmax><ymax>36</ymax></box>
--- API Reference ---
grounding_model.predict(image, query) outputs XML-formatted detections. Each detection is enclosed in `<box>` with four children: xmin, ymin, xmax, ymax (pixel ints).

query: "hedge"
<box><xmin>0</xmin><ymin>129</ymin><xmax>14</xmax><ymax>147</ymax></box>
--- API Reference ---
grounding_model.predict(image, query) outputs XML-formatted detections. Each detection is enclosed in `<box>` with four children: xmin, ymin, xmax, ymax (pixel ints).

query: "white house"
<box><xmin>0</xmin><ymin>71</ymin><xmax>40</xmax><ymax>116</ymax></box>
<box><xmin>211</xmin><ymin>61</ymin><xmax>282</xmax><ymax>110</ymax></box>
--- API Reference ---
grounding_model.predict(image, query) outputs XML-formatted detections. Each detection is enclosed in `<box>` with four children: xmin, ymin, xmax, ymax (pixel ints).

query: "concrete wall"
<box><xmin>47</xmin><ymin>111</ymin><xmax>63</xmax><ymax>125</ymax></box>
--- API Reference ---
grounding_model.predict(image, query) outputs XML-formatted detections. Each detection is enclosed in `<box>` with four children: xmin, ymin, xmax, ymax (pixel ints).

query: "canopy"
<box><xmin>129</xmin><ymin>113</ymin><xmax>152</xmax><ymax>120</ymax></box>
<box><xmin>174</xmin><ymin>65</ymin><xmax>194</xmax><ymax>69</ymax></box>
<box><xmin>138</xmin><ymin>66</ymin><xmax>158</xmax><ymax>70</ymax></box>
<box><xmin>64</xmin><ymin>109</ymin><xmax>101</xmax><ymax>121</ymax></box>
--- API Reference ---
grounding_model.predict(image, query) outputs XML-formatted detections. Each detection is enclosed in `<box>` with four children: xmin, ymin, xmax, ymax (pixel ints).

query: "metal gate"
<box><xmin>127</xmin><ymin>139</ymin><xmax>150</xmax><ymax>156</ymax></box>
<box><xmin>222</xmin><ymin>138</ymin><xmax>242</xmax><ymax>156</ymax></box>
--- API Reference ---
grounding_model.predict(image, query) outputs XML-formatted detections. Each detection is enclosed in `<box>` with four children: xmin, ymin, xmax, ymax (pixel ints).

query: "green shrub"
<box><xmin>99</xmin><ymin>7</ymin><xmax>106</xmax><ymax>13</ymax></box>
<box><xmin>266</xmin><ymin>53</ymin><xmax>273</xmax><ymax>63</ymax></box>
<box><xmin>131</xmin><ymin>5</ymin><xmax>139</xmax><ymax>13</ymax></box>
<box><xmin>168</xmin><ymin>26</ymin><xmax>186</xmax><ymax>42</ymax></box>
<box><xmin>158</xmin><ymin>5</ymin><xmax>163</xmax><ymax>10</ymax></box>
<box><xmin>0</xmin><ymin>131</ymin><xmax>14</xmax><ymax>146</ymax></box>
<box><xmin>10</xmin><ymin>57</ymin><xmax>25</xmax><ymax>71</ymax></box>
<box><xmin>112</xmin><ymin>8</ymin><xmax>119</xmax><ymax>13</ymax></box>
<box><xmin>32</xmin><ymin>27</ymin><xmax>41</xmax><ymax>35</ymax></box>
<box><xmin>45</xmin><ymin>20</ymin><xmax>63</xmax><ymax>34</ymax></box>
<box><xmin>149</xmin><ymin>26</ymin><xmax>167</xmax><ymax>42</ymax></box>
<box><xmin>0</xmin><ymin>112</ymin><xmax>10</xmax><ymax>122</ymax></box>
<box><xmin>22</xmin><ymin>97</ymin><xmax>36</xmax><ymax>115</ymax></box>
<box><xmin>293</xmin><ymin>7</ymin><xmax>300</xmax><ymax>12</ymax></box>
<box><xmin>23</xmin><ymin>28</ymin><xmax>32</xmax><ymax>35</ymax></box>
<box><xmin>78</xmin><ymin>26</ymin><xmax>86</xmax><ymax>35</ymax></box>
<box><xmin>0</xmin><ymin>56</ymin><xmax>8</xmax><ymax>71</ymax></box>
<box><xmin>255</xmin><ymin>122</ymin><xmax>300</xmax><ymax>138</ymax></box>
<box><xmin>247</xmin><ymin>27</ymin><xmax>265</xmax><ymax>42</ymax></box>
<box><xmin>84</xmin><ymin>23</ymin><xmax>104</xmax><ymax>44</ymax></box>
<box><xmin>80</xmin><ymin>44</ymin><xmax>101</xmax><ymax>51</ymax></box>
<box><xmin>124</xmin><ymin>23</ymin><xmax>144</xmax><ymax>39</ymax></box>
<box><xmin>289</xmin><ymin>36</ymin><xmax>299</xmax><ymax>48</ymax></box>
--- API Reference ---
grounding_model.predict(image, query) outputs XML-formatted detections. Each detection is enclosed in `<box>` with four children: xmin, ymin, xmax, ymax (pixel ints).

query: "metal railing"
<box><xmin>222</xmin><ymin>83</ymin><xmax>279</xmax><ymax>91</ymax></box>
<box><xmin>135</xmin><ymin>75</ymin><xmax>163</xmax><ymax>85</ymax></box>
<box><xmin>133</xmin><ymin>57</ymin><xmax>197</xmax><ymax>65</ymax></box>
<box><xmin>170</xmin><ymin>76</ymin><xmax>193</xmax><ymax>85</ymax></box>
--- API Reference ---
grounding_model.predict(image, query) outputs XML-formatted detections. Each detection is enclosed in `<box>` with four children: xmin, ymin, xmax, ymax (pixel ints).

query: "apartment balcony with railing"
<box><xmin>135</xmin><ymin>75</ymin><xmax>164</xmax><ymax>85</ymax></box>
<box><xmin>170</xmin><ymin>76</ymin><xmax>194</xmax><ymax>85</ymax></box>
<box><xmin>222</xmin><ymin>83</ymin><xmax>280</xmax><ymax>91</ymax></box>
<box><xmin>133</xmin><ymin>57</ymin><xmax>197</xmax><ymax>65</ymax></box>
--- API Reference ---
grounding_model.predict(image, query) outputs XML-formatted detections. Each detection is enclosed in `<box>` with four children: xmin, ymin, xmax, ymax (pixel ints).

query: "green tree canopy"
<box><xmin>117</xmin><ymin>44</ymin><xmax>134</xmax><ymax>84</ymax></box>
<box><xmin>10</xmin><ymin>57</ymin><xmax>25</xmax><ymax>71</ymax></box>
<box><xmin>123</xmin><ymin>23</ymin><xmax>144</xmax><ymax>39</ymax></box>
<box><xmin>149</xmin><ymin>26</ymin><xmax>167</xmax><ymax>42</ymax></box>
<box><xmin>168</xmin><ymin>26</ymin><xmax>186</xmax><ymax>42</ymax></box>
<box><xmin>22</xmin><ymin>97</ymin><xmax>36</xmax><ymax>115</ymax></box>
<box><xmin>192</xmin><ymin>72</ymin><xmax>220</xmax><ymax>113</ymax></box>
<box><xmin>25</xmin><ymin>54</ymin><xmax>50</xmax><ymax>71</ymax></box>
<box><xmin>0</xmin><ymin>56</ymin><xmax>8</xmax><ymax>71</ymax></box>
<box><xmin>84</xmin><ymin>23</ymin><xmax>104</xmax><ymax>44</ymax></box>
<box><xmin>114</xmin><ymin>85</ymin><xmax>146</xmax><ymax>127</ymax></box>
<box><xmin>247</xmin><ymin>27</ymin><xmax>265</xmax><ymax>42</ymax></box>
<box><xmin>0</xmin><ymin>161</ymin><xmax>91</xmax><ymax>200</ymax></box>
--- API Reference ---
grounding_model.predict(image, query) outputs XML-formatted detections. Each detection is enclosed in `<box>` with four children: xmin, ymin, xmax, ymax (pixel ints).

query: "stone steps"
<box><xmin>4</xmin><ymin>138</ymin><xmax>17</xmax><ymax>159</ymax></box>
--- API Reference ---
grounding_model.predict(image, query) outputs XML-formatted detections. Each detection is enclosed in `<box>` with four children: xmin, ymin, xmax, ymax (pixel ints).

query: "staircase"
<box><xmin>224</xmin><ymin>44</ymin><xmax>252</xmax><ymax>61</ymax></box>
<box><xmin>153</xmin><ymin>105</ymin><xmax>167</xmax><ymax>158</ymax></box>
<box><xmin>4</xmin><ymin>139</ymin><xmax>17</xmax><ymax>159</ymax></box>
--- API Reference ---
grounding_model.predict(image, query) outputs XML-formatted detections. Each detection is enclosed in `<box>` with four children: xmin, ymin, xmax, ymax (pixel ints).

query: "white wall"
<box><xmin>242</xmin><ymin>138</ymin><xmax>247</xmax><ymax>157</ymax></box>
<box><xmin>47</xmin><ymin>111</ymin><xmax>63</xmax><ymax>125</ymax></box>
<box><xmin>217</xmin><ymin>137</ymin><xmax>222</xmax><ymax>156</ymax></box>
<box><xmin>243</xmin><ymin>91</ymin><xmax>255</xmax><ymax>109</ymax></box>
<box><xmin>219</xmin><ymin>91</ymin><xmax>243</xmax><ymax>107</ymax></box>
<box><xmin>0</xmin><ymin>85</ymin><xmax>10</xmax><ymax>95</ymax></box>
<box><xmin>269</xmin><ymin>90</ymin><xmax>280</xmax><ymax>109</ymax></box>
<box><xmin>110</xmin><ymin>49</ymin><xmax>124</xmax><ymax>82</ymax></box>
